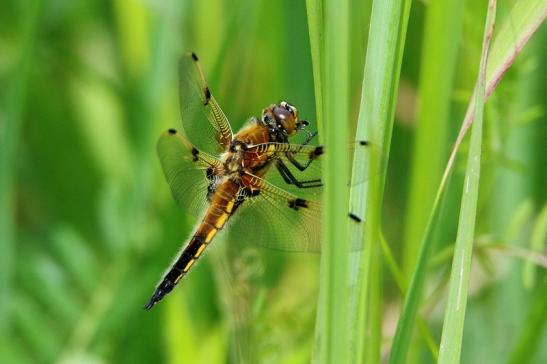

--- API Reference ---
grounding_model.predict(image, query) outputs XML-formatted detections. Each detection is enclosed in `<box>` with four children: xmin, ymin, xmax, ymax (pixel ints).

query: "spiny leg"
<box><xmin>284</xmin><ymin>131</ymin><xmax>323</xmax><ymax>172</ymax></box>
<box><xmin>275</xmin><ymin>159</ymin><xmax>322</xmax><ymax>188</ymax></box>
<box><xmin>301</xmin><ymin>130</ymin><xmax>317</xmax><ymax>146</ymax></box>
<box><xmin>284</xmin><ymin>146</ymin><xmax>322</xmax><ymax>171</ymax></box>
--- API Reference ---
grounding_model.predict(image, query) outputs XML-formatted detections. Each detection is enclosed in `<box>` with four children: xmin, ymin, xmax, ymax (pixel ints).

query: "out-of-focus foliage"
<box><xmin>0</xmin><ymin>0</ymin><xmax>545</xmax><ymax>363</ymax></box>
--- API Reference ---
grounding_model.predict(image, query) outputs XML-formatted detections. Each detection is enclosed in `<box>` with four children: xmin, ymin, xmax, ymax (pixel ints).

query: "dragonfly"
<box><xmin>145</xmin><ymin>52</ymin><xmax>324</xmax><ymax>310</ymax></box>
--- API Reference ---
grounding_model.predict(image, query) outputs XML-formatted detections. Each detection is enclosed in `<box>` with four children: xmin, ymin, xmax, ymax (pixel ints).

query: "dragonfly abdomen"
<box><xmin>145</xmin><ymin>180</ymin><xmax>239</xmax><ymax>310</ymax></box>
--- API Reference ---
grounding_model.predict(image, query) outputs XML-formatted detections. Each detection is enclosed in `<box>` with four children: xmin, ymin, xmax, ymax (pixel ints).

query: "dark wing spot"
<box><xmin>359</xmin><ymin>140</ymin><xmax>369</xmax><ymax>146</ymax></box>
<box><xmin>289</xmin><ymin>198</ymin><xmax>309</xmax><ymax>210</ymax></box>
<box><xmin>191</xmin><ymin>52</ymin><xmax>199</xmax><ymax>61</ymax></box>
<box><xmin>206</xmin><ymin>167</ymin><xmax>214</xmax><ymax>180</ymax></box>
<box><xmin>349</xmin><ymin>213</ymin><xmax>362</xmax><ymax>223</ymax></box>
<box><xmin>168</xmin><ymin>128</ymin><xmax>177</xmax><ymax>135</ymax></box>
<box><xmin>203</xmin><ymin>87</ymin><xmax>211</xmax><ymax>105</ymax></box>
<box><xmin>311</xmin><ymin>146</ymin><xmax>324</xmax><ymax>158</ymax></box>
<box><xmin>191</xmin><ymin>147</ymin><xmax>199</xmax><ymax>162</ymax></box>
<box><xmin>241</xmin><ymin>187</ymin><xmax>260</xmax><ymax>198</ymax></box>
<box><xmin>296</xmin><ymin>198</ymin><xmax>309</xmax><ymax>208</ymax></box>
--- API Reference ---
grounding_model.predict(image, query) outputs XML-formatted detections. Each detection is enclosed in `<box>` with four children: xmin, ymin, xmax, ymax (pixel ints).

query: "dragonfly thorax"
<box><xmin>220</xmin><ymin>142</ymin><xmax>250</xmax><ymax>178</ymax></box>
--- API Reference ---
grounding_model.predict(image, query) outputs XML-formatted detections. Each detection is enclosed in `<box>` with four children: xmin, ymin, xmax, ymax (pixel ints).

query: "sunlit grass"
<box><xmin>1</xmin><ymin>0</ymin><xmax>546</xmax><ymax>363</ymax></box>
<box><xmin>438</xmin><ymin>2</ymin><xmax>495</xmax><ymax>362</ymax></box>
<box><xmin>348</xmin><ymin>0</ymin><xmax>412</xmax><ymax>363</ymax></box>
<box><xmin>389</xmin><ymin>1</ymin><xmax>547</xmax><ymax>363</ymax></box>
<box><xmin>311</xmin><ymin>0</ymin><xmax>352</xmax><ymax>361</ymax></box>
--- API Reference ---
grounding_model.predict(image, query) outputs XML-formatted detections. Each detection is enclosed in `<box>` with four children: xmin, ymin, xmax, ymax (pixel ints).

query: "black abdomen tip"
<box><xmin>168</xmin><ymin>128</ymin><xmax>177</xmax><ymax>135</ymax></box>
<box><xmin>144</xmin><ymin>290</ymin><xmax>161</xmax><ymax>310</ymax></box>
<box><xmin>191</xmin><ymin>52</ymin><xmax>199</xmax><ymax>61</ymax></box>
<box><xmin>144</xmin><ymin>297</ymin><xmax>156</xmax><ymax>310</ymax></box>
<box><xmin>144</xmin><ymin>280</ymin><xmax>174</xmax><ymax>310</ymax></box>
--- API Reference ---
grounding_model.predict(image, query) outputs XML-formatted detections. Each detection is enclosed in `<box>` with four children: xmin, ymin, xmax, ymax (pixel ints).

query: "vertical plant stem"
<box><xmin>438</xmin><ymin>2</ymin><xmax>496</xmax><ymax>363</ymax></box>
<box><xmin>305</xmin><ymin>0</ymin><xmax>324</xmax><ymax>139</ymax></box>
<box><xmin>399</xmin><ymin>1</ymin><xmax>465</xmax><ymax>360</ymax></box>
<box><xmin>350</xmin><ymin>0</ymin><xmax>412</xmax><ymax>362</ymax></box>
<box><xmin>388</xmin><ymin>2</ymin><xmax>547</xmax><ymax>363</ymax></box>
<box><xmin>306</xmin><ymin>2</ymin><xmax>327</xmax><ymax>362</ymax></box>
<box><xmin>317</xmin><ymin>0</ymin><xmax>351</xmax><ymax>361</ymax></box>
<box><xmin>403</xmin><ymin>0</ymin><xmax>466</xmax><ymax>276</ymax></box>
<box><xmin>379</xmin><ymin>234</ymin><xmax>439</xmax><ymax>360</ymax></box>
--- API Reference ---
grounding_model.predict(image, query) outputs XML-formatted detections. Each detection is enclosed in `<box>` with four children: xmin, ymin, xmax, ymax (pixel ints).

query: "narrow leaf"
<box><xmin>438</xmin><ymin>1</ymin><xmax>496</xmax><ymax>363</ymax></box>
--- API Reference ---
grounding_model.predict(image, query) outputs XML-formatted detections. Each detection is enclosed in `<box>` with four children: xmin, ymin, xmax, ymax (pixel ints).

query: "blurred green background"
<box><xmin>0</xmin><ymin>0</ymin><xmax>545</xmax><ymax>363</ymax></box>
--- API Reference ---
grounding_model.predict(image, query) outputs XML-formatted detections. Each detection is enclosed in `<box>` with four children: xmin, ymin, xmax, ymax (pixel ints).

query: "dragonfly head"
<box><xmin>263</xmin><ymin>101</ymin><xmax>308</xmax><ymax>137</ymax></box>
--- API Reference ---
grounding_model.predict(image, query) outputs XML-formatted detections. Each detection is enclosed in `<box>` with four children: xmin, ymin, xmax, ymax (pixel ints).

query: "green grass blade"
<box><xmin>379</xmin><ymin>234</ymin><xmax>439</xmax><ymax>360</ymax></box>
<box><xmin>349</xmin><ymin>0</ymin><xmax>412</xmax><ymax>362</ymax></box>
<box><xmin>306</xmin><ymin>2</ymin><xmax>326</xmax><ymax>359</ymax></box>
<box><xmin>388</xmin><ymin>2</ymin><xmax>547</xmax><ymax>362</ymax></box>
<box><xmin>402</xmin><ymin>0</ymin><xmax>465</xmax><ymax>275</ymax></box>
<box><xmin>387</xmin><ymin>176</ymin><xmax>450</xmax><ymax>364</ymax></box>
<box><xmin>317</xmin><ymin>0</ymin><xmax>351</xmax><ymax>361</ymax></box>
<box><xmin>305</xmin><ymin>0</ymin><xmax>324</xmax><ymax>139</ymax></box>
<box><xmin>437</xmin><ymin>2</ymin><xmax>496</xmax><ymax>363</ymax></box>
<box><xmin>485</xmin><ymin>0</ymin><xmax>547</xmax><ymax>96</ymax></box>
<box><xmin>462</xmin><ymin>0</ymin><xmax>547</xmax><ymax>130</ymax></box>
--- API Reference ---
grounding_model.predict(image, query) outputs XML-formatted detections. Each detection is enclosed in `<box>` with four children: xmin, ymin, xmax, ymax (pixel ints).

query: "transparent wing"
<box><xmin>157</xmin><ymin>129</ymin><xmax>222</xmax><ymax>219</ymax></box>
<box><xmin>349</xmin><ymin>141</ymin><xmax>386</xmax><ymax>186</ymax></box>
<box><xmin>178</xmin><ymin>52</ymin><xmax>233</xmax><ymax>155</ymax></box>
<box><xmin>226</xmin><ymin>173</ymin><xmax>322</xmax><ymax>252</ymax></box>
<box><xmin>255</xmin><ymin>140</ymin><xmax>384</xmax><ymax>190</ymax></box>
<box><xmin>244</xmin><ymin>142</ymin><xmax>323</xmax><ymax>200</ymax></box>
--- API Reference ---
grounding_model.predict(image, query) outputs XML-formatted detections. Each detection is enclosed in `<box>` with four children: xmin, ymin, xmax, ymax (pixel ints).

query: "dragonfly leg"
<box><xmin>283</xmin><ymin>128</ymin><xmax>323</xmax><ymax>172</ymax></box>
<box><xmin>301</xmin><ymin>130</ymin><xmax>317</xmax><ymax>146</ymax></box>
<box><xmin>284</xmin><ymin>144</ymin><xmax>323</xmax><ymax>172</ymax></box>
<box><xmin>276</xmin><ymin>159</ymin><xmax>322</xmax><ymax>188</ymax></box>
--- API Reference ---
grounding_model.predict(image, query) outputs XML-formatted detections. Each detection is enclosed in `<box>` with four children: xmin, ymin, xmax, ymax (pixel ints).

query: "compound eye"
<box><xmin>273</xmin><ymin>106</ymin><xmax>291</xmax><ymax>124</ymax></box>
<box><xmin>273</xmin><ymin>106</ymin><xmax>297</xmax><ymax>135</ymax></box>
<box><xmin>285</xmin><ymin>103</ymin><xmax>298</xmax><ymax>117</ymax></box>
